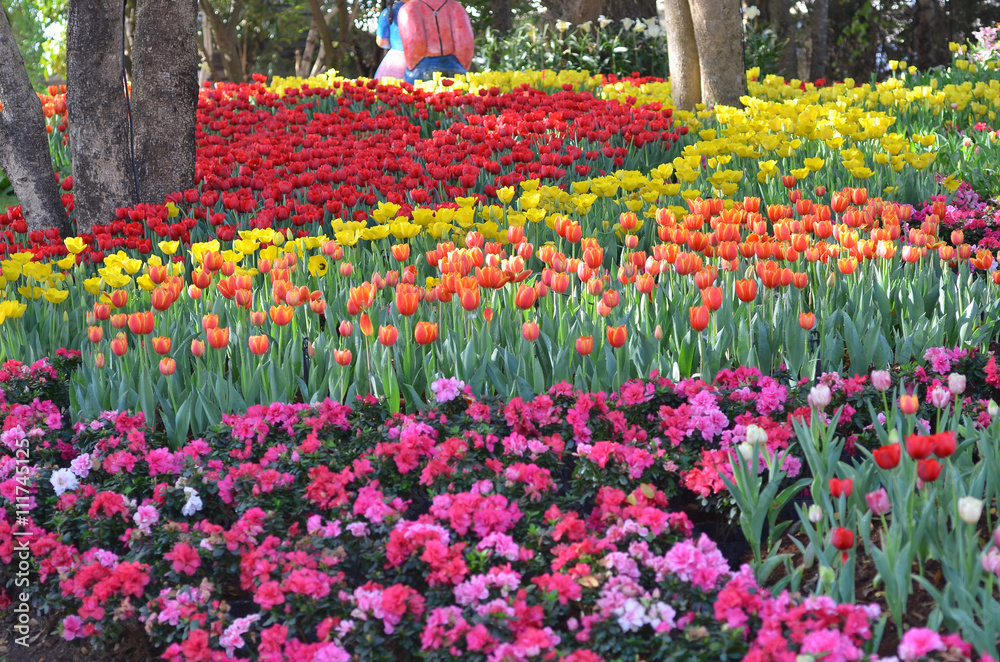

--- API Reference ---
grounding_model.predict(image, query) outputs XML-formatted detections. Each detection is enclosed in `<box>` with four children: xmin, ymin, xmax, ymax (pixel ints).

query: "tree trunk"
<box><xmin>132</xmin><ymin>0</ymin><xmax>198</xmax><ymax>205</ymax></box>
<box><xmin>0</xmin><ymin>8</ymin><xmax>71</xmax><ymax>235</ymax></box>
<box><xmin>67</xmin><ymin>0</ymin><xmax>135</xmax><ymax>235</ymax></box>
<box><xmin>491</xmin><ymin>0</ymin><xmax>513</xmax><ymax>34</ymax></box>
<box><xmin>335</xmin><ymin>0</ymin><xmax>350</xmax><ymax>71</ymax></box>
<box><xmin>199</xmin><ymin>0</ymin><xmax>244</xmax><ymax>82</ymax></box>
<box><xmin>808</xmin><ymin>0</ymin><xmax>827</xmax><ymax>80</ymax></box>
<box><xmin>306</xmin><ymin>0</ymin><xmax>336</xmax><ymax>71</ymax></box>
<box><xmin>663</xmin><ymin>0</ymin><xmax>701</xmax><ymax>110</ymax></box>
<box><xmin>542</xmin><ymin>0</ymin><xmax>604</xmax><ymax>26</ymax></box>
<box><xmin>912</xmin><ymin>0</ymin><xmax>941</xmax><ymax>70</ymax></box>
<box><xmin>299</xmin><ymin>17</ymin><xmax>320</xmax><ymax>77</ymax></box>
<box><xmin>688</xmin><ymin>0</ymin><xmax>746</xmax><ymax>107</ymax></box>
<box><xmin>772</xmin><ymin>0</ymin><xmax>796</xmax><ymax>78</ymax></box>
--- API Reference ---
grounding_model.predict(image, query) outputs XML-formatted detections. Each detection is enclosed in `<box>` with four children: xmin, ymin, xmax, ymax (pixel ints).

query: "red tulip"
<box><xmin>917</xmin><ymin>457</ymin><xmax>942</xmax><ymax>482</ymax></box>
<box><xmin>202</xmin><ymin>314</ymin><xmax>219</xmax><ymax>331</ymax></box>
<box><xmin>110</xmin><ymin>289</ymin><xmax>128</xmax><ymax>309</ymax></box>
<box><xmin>159</xmin><ymin>357</ymin><xmax>177</xmax><ymax>376</ymax></box>
<box><xmin>829</xmin><ymin>477</ymin><xmax>852</xmax><ymax>498</ymax></box>
<box><xmin>87</xmin><ymin>326</ymin><xmax>103</xmax><ymax>343</ymax></box>
<box><xmin>689</xmin><ymin>305</ymin><xmax>709</xmax><ymax>332</ymax></box>
<box><xmin>872</xmin><ymin>443</ymin><xmax>901</xmax><ymax>470</ymax></box>
<box><xmin>334</xmin><ymin>349</ymin><xmax>353</xmax><ymax>366</ymax></box>
<box><xmin>93</xmin><ymin>302</ymin><xmax>110</xmax><ymax>321</ymax></box>
<box><xmin>395</xmin><ymin>284</ymin><xmax>421</xmax><ymax>316</ymax></box>
<box><xmin>932</xmin><ymin>431</ymin><xmax>956</xmax><ymax>458</ymax></box>
<box><xmin>830</xmin><ymin>526</ymin><xmax>854</xmax><ymax>562</ymax></box>
<box><xmin>191</xmin><ymin>339</ymin><xmax>205</xmax><ymax>357</ymax></box>
<box><xmin>151</xmin><ymin>336</ymin><xmax>172</xmax><ymax>355</ymax></box>
<box><xmin>905</xmin><ymin>434</ymin><xmax>935</xmax><ymax>460</ymax></box>
<box><xmin>250</xmin><ymin>310</ymin><xmax>267</xmax><ymax>326</ymax></box>
<box><xmin>575</xmin><ymin>336</ymin><xmax>593</xmax><ymax>356</ymax></box>
<box><xmin>899</xmin><ymin>394</ymin><xmax>919</xmax><ymax>415</ymax></box>
<box><xmin>338</xmin><ymin>320</ymin><xmax>354</xmax><ymax>337</ymax></box>
<box><xmin>522</xmin><ymin>321</ymin><xmax>540</xmax><ymax>342</ymax></box>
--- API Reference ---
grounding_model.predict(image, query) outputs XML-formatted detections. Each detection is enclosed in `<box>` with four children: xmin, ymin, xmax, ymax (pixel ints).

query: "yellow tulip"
<box><xmin>64</xmin><ymin>237</ymin><xmax>87</xmax><ymax>254</ymax></box>
<box><xmin>159</xmin><ymin>240</ymin><xmax>180</xmax><ymax>255</ymax></box>
<box><xmin>42</xmin><ymin>288</ymin><xmax>69</xmax><ymax>304</ymax></box>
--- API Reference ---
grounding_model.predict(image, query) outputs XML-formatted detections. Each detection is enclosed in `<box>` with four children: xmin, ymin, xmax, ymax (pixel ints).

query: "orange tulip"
<box><xmin>188</xmin><ymin>285</ymin><xmax>202</xmax><ymax>299</ymax></box>
<box><xmin>309</xmin><ymin>298</ymin><xmax>326</xmax><ymax>315</ymax></box>
<box><xmin>151</xmin><ymin>287</ymin><xmax>174</xmax><ymax>311</ymax></box>
<box><xmin>607</xmin><ymin>325</ymin><xmax>627</xmax><ymax>348</ymax></box>
<box><xmin>269</xmin><ymin>305</ymin><xmax>294</xmax><ymax>326</ymax></box>
<box><xmin>689</xmin><ymin>305</ymin><xmax>710</xmax><ymax>332</ymax></box>
<box><xmin>378</xmin><ymin>324</ymin><xmax>399</xmax><ymax>347</ymax></box>
<box><xmin>522</xmin><ymin>321</ymin><xmax>540</xmax><ymax>342</ymax></box>
<box><xmin>159</xmin><ymin>357</ymin><xmax>177</xmax><ymax>376</ymax></box>
<box><xmin>334</xmin><ymin>349</ymin><xmax>353</xmax><ymax>366</ymax></box>
<box><xmin>395</xmin><ymin>284</ymin><xmax>421</xmax><ymax>316</ymax></box>
<box><xmin>414</xmin><ymin>321</ymin><xmax>439</xmax><ymax>345</ymax></box>
<box><xmin>799</xmin><ymin>312</ymin><xmax>816</xmax><ymax>330</ymax></box>
<box><xmin>93</xmin><ymin>302</ymin><xmax>110</xmax><ymax>321</ymax></box>
<box><xmin>191</xmin><ymin>269</ymin><xmax>212</xmax><ymax>289</ymax></box>
<box><xmin>110</xmin><ymin>313</ymin><xmax>128</xmax><ymax>329</ymax></box>
<box><xmin>735</xmin><ymin>279</ymin><xmax>758</xmax><ymax>303</ymax></box>
<box><xmin>190</xmin><ymin>339</ymin><xmax>206</xmax><ymax>357</ymax></box>
<box><xmin>207</xmin><ymin>327</ymin><xmax>229</xmax><ymax>350</ymax></box>
<box><xmin>248</xmin><ymin>335</ymin><xmax>269</xmax><ymax>355</ymax></box>
<box><xmin>360</xmin><ymin>313</ymin><xmax>374</xmax><ymax>337</ymax></box>
<box><xmin>391</xmin><ymin>244</ymin><xmax>411</xmax><ymax>262</ymax></box>
<box><xmin>837</xmin><ymin>257</ymin><xmax>858</xmax><ymax>275</ymax></box>
<box><xmin>87</xmin><ymin>326</ymin><xmax>103</xmax><ymax>343</ymax></box>
<box><xmin>249</xmin><ymin>310</ymin><xmax>267</xmax><ymax>326</ymax></box>
<box><xmin>94</xmin><ymin>352</ymin><xmax>106</xmax><ymax>369</ymax></box>
<box><xmin>128</xmin><ymin>311</ymin><xmax>155</xmax><ymax>335</ymax></box>
<box><xmin>202</xmin><ymin>314</ymin><xmax>219</xmax><ymax>331</ymax></box>
<box><xmin>575</xmin><ymin>336</ymin><xmax>594</xmax><ymax>356</ymax></box>
<box><xmin>701</xmin><ymin>286</ymin><xmax>723</xmax><ymax>311</ymax></box>
<box><xmin>110</xmin><ymin>332</ymin><xmax>128</xmax><ymax>356</ymax></box>
<box><xmin>152</xmin><ymin>336</ymin><xmax>172</xmax><ymax>354</ymax></box>
<box><xmin>110</xmin><ymin>289</ymin><xmax>128</xmax><ymax>309</ymax></box>
<box><xmin>484</xmin><ymin>307</ymin><xmax>494</xmax><ymax>323</ymax></box>
<box><xmin>458</xmin><ymin>283</ymin><xmax>481</xmax><ymax>311</ymax></box>
<box><xmin>514</xmin><ymin>283</ymin><xmax>537</xmax><ymax>310</ymax></box>
<box><xmin>348</xmin><ymin>282</ymin><xmax>376</xmax><ymax>311</ymax></box>
<box><xmin>338</xmin><ymin>320</ymin><xmax>354</xmax><ymax>337</ymax></box>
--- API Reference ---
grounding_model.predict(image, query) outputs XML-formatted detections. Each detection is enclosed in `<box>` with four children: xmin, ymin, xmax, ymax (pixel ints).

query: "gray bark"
<box><xmin>67</xmin><ymin>0</ymin><xmax>136</xmax><ymax>235</ymax></box>
<box><xmin>0</xmin><ymin>8</ymin><xmax>71</xmax><ymax>236</ymax></box>
<box><xmin>133</xmin><ymin>0</ymin><xmax>199</xmax><ymax>205</ymax></box>
<box><xmin>307</xmin><ymin>0</ymin><xmax>336</xmax><ymax>71</ymax></box>
<box><xmin>809</xmin><ymin>0</ymin><xmax>827</xmax><ymax>80</ymax></box>
<box><xmin>689</xmin><ymin>0</ymin><xmax>746</xmax><ymax>107</ymax></box>
<box><xmin>663</xmin><ymin>0</ymin><xmax>701</xmax><ymax>110</ymax></box>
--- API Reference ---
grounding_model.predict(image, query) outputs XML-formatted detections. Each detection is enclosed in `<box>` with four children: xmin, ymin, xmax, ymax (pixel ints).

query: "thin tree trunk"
<box><xmin>663</xmin><ymin>0</ymin><xmax>701</xmax><ymax>110</ymax></box>
<box><xmin>132</xmin><ymin>0</ymin><xmax>199</xmax><ymax>205</ymax></box>
<box><xmin>67</xmin><ymin>0</ymin><xmax>136</xmax><ymax>235</ymax></box>
<box><xmin>199</xmin><ymin>0</ymin><xmax>244</xmax><ymax>82</ymax></box>
<box><xmin>200</xmin><ymin>9</ymin><xmax>226</xmax><ymax>82</ymax></box>
<box><xmin>688</xmin><ymin>0</ymin><xmax>746</xmax><ymax>107</ymax></box>
<box><xmin>0</xmin><ymin>8</ymin><xmax>71</xmax><ymax>235</ymax></box>
<box><xmin>808</xmin><ymin>0</ymin><xmax>827</xmax><ymax>80</ymax></box>
<box><xmin>307</xmin><ymin>0</ymin><xmax>336</xmax><ymax>71</ymax></box>
<box><xmin>299</xmin><ymin>18</ymin><xmax>319</xmax><ymax>77</ymax></box>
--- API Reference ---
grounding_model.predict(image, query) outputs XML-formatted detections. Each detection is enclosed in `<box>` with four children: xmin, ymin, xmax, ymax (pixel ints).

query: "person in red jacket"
<box><xmin>397</xmin><ymin>0</ymin><xmax>474</xmax><ymax>84</ymax></box>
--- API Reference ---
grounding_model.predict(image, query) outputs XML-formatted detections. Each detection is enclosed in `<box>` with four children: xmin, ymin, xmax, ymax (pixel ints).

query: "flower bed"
<box><xmin>0</xmin><ymin>360</ymin><xmax>993</xmax><ymax>661</ymax></box>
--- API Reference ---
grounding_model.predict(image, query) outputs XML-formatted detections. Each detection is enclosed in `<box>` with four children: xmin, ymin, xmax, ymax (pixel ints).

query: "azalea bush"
<box><xmin>0</xmin><ymin>363</ymin><xmax>991</xmax><ymax>661</ymax></box>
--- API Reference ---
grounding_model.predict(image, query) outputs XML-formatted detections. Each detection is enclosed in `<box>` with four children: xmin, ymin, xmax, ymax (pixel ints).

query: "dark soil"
<box><xmin>0</xmin><ymin>610</ymin><xmax>155</xmax><ymax>662</ymax></box>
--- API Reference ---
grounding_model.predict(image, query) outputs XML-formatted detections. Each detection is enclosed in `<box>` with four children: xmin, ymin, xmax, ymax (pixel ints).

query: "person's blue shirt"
<box><xmin>377</xmin><ymin>3</ymin><xmax>404</xmax><ymax>51</ymax></box>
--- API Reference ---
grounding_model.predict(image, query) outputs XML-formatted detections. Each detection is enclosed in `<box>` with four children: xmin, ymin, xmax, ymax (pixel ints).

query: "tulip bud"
<box><xmin>865</xmin><ymin>488</ymin><xmax>891</xmax><ymax>516</ymax></box>
<box><xmin>654</xmin><ymin>324</ymin><xmax>663</xmax><ymax>341</ymax></box>
<box><xmin>736</xmin><ymin>442</ymin><xmax>754</xmax><ymax>463</ymax></box>
<box><xmin>870</xmin><ymin>370</ymin><xmax>891</xmax><ymax>392</ymax></box>
<box><xmin>990</xmin><ymin>400</ymin><xmax>1000</xmax><ymax>420</ymax></box>
<box><xmin>899</xmin><ymin>393</ymin><xmax>920</xmax><ymax>415</ymax></box>
<box><xmin>191</xmin><ymin>339</ymin><xmax>206</xmax><ymax>358</ymax></box>
<box><xmin>929</xmin><ymin>385</ymin><xmax>951</xmax><ymax>409</ymax></box>
<box><xmin>745</xmin><ymin>424</ymin><xmax>768</xmax><ymax>447</ymax></box>
<box><xmin>888</xmin><ymin>428</ymin><xmax>900</xmax><ymax>446</ymax></box>
<box><xmin>948</xmin><ymin>373</ymin><xmax>966</xmax><ymax>395</ymax></box>
<box><xmin>807</xmin><ymin>504</ymin><xmax>823</xmax><ymax>523</ymax></box>
<box><xmin>958</xmin><ymin>496</ymin><xmax>983</xmax><ymax>525</ymax></box>
<box><xmin>808</xmin><ymin>384</ymin><xmax>832</xmax><ymax>410</ymax></box>
<box><xmin>94</xmin><ymin>352</ymin><xmax>106</xmax><ymax>369</ymax></box>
